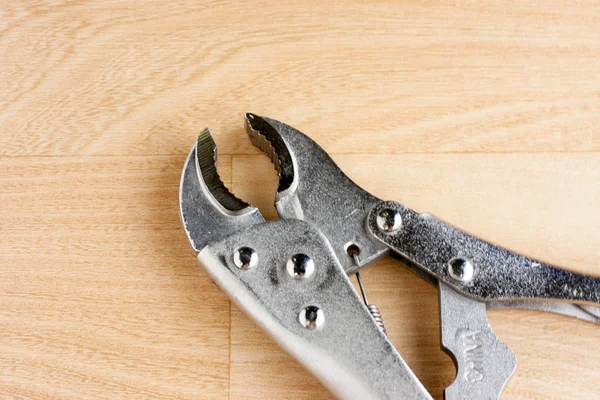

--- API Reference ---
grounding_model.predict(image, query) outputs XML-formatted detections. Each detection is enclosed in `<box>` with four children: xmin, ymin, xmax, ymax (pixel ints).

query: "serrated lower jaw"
<box><xmin>180</xmin><ymin>139</ymin><xmax>265</xmax><ymax>252</ymax></box>
<box><xmin>196</xmin><ymin>128</ymin><xmax>250</xmax><ymax>213</ymax></box>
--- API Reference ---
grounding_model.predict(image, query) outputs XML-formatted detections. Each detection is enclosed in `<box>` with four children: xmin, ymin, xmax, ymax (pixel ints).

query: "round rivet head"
<box><xmin>286</xmin><ymin>253</ymin><xmax>315</xmax><ymax>279</ymax></box>
<box><xmin>376</xmin><ymin>208</ymin><xmax>402</xmax><ymax>233</ymax></box>
<box><xmin>448</xmin><ymin>257</ymin><xmax>474</xmax><ymax>282</ymax></box>
<box><xmin>233</xmin><ymin>247</ymin><xmax>258</xmax><ymax>270</ymax></box>
<box><xmin>299</xmin><ymin>306</ymin><xmax>324</xmax><ymax>329</ymax></box>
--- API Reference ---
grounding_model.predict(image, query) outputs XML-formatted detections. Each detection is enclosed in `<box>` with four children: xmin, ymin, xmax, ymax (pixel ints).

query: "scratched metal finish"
<box><xmin>439</xmin><ymin>283</ymin><xmax>516</xmax><ymax>400</ymax></box>
<box><xmin>368</xmin><ymin>201</ymin><xmax>600</xmax><ymax>304</ymax></box>
<box><xmin>198</xmin><ymin>219</ymin><xmax>431</xmax><ymax>400</ymax></box>
<box><xmin>245</xmin><ymin>114</ymin><xmax>389</xmax><ymax>273</ymax></box>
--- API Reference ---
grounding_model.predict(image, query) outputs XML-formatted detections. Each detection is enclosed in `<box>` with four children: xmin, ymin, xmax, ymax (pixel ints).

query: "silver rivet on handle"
<box><xmin>299</xmin><ymin>306</ymin><xmax>324</xmax><ymax>329</ymax></box>
<box><xmin>376</xmin><ymin>208</ymin><xmax>402</xmax><ymax>234</ymax></box>
<box><xmin>233</xmin><ymin>247</ymin><xmax>258</xmax><ymax>270</ymax></box>
<box><xmin>447</xmin><ymin>257</ymin><xmax>474</xmax><ymax>283</ymax></box>
<box><xmin>286</xmin><ymin>253</ymin><xmax>315</xmax><ymax>279</ymax></box>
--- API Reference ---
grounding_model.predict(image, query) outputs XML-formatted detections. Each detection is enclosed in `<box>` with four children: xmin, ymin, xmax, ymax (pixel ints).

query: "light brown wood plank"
<box><xmin>230</xmin><ymin>153</ymin><xmax>600</xmax><ymax>399</ymax></box>
<box><xmin>0</xmin><ymin>155</ymin><xmax>232</xmax><ymax>399</ymax></box>
<box><xmin>1</xmin><ymin>1</ymin><xmax>599</xmax><ymax>156</ymax></box>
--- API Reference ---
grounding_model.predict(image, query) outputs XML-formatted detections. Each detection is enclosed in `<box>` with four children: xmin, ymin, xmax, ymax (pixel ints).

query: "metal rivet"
<box><xmin>233</xmin><ymin>247</ymin><xmax>258</xmax><ymax>270</ymax></box>
<box><xmin>286</xmin><ymin>253</ymin><xmax>315</xmax><ymax>279</ymax></box>
<box><xmin>376</xmin><ymin>208</ymin><xmax>402</xmax><ymax>233</ymax></box>
<box><xmin>448</xmin><ymin>257</ymin><xmax>474</xmax><ymax>282</ymax></box>
<box><xmin>299</xmin><ymin>306</ymin><xmax>324</xmax><ymax>329</ymax></box>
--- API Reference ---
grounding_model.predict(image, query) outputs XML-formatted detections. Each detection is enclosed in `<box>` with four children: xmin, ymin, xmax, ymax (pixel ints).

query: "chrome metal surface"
<box><xmin>179</xmin><ymin>133</ymin><xmax>264</xmax><ymax>252</ymax></box>
<box><xmin>580</xmin><ymin>304</ymin><xmax>600</xmax><ymax>319</ymax></box>
<box><xmin>233</xmin><ymin>247</ymin><xmax>258</xmax><ymax>270</ymax></box>
<box><xmin>376</xmin><ymin>208</ymin><xmax>402</xmax><ymax>234</ymax></box>
<box><xmin>286</xmin><ymin>253</ymin><xmax>315</xmax><ymax>279</ymax></box>
<box><xmin>439</xmin><ymin>283</ymin><xmax>516</xmax><ymax>400</ymax></box>
<box><xmin>299</xmin><ymin>305</ymin><xmax>324</xmax><ymax>329</ymax></box>
<box><xmin>368</xmin><ymin>201</ymin><xmax>600</xmax><ymax>304</ymax></box>
<box><xmin>447</xmin><ymin>257</ymin><xmax>475</xmax><ymax>283</ymax></box>
<box><xmin>488</xmin><ymin>301</ymin><xmax>600</xmax><ymax>324</ymax></box>
<box><xmin>245</xmin><ymin>114</ymin><xmax>388</xmax><ymax>274</ymax></box>
<box><xmin>198</xmin><ymin>219</ymin><xmax>431</xmax><ymax>400</ymax></box>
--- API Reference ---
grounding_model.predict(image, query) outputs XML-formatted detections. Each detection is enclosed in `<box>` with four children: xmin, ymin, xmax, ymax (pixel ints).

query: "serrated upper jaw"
<box><xmin>243</xmin><ymin>114</ymin><xmax>387</xmax><ymax>273</ymax></box>
<box><xmin>179</xmin><ymin>129</ymin><xmax>264</xmax><ymax>252</ymax></box>
<box><xmin>245</xmin><ymin>113</ymin><xmax>296</xmax><ymax>194</ymax></box>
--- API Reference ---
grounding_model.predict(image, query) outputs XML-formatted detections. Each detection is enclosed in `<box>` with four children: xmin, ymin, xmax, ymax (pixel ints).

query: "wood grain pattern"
<box><xmin>1</xmin><ymin>1</ymin><xmax>599</xmax><ymax>399</ymax></box>
<box><xmin>0</xmin><ymin>155</ymin><xmax>232</xmax><ymax>399</ymax></box>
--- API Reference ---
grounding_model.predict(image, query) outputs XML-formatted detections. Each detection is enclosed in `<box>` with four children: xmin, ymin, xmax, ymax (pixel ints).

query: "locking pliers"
<box><xmin>179</xmin><ymin>114</ymin><xmax>600</xmax><ymax>400</ymax></box>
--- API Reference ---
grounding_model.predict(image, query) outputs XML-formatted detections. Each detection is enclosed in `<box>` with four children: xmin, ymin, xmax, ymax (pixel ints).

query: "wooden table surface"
<box><xmin>2</xmin><ymin>1</ymin><xmax>599</xmax><ymax>399</ymax></box>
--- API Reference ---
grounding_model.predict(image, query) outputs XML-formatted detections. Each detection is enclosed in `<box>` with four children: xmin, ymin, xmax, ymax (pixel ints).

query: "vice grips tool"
<box><xmin>179</xmin><ymin>114</ymin><xmax>600</xmax><ymax>399</ymax></box>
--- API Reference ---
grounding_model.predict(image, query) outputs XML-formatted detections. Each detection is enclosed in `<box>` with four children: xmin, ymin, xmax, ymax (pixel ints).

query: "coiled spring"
<box><xmin>366</xmin><ymin>304</ymin><xmax>386</xmax><ymax>334</ymax></box>
<box><xmin>355</xmin><ymin>268</ymin><xmax>387</xmax><ymax>335</ymax></box>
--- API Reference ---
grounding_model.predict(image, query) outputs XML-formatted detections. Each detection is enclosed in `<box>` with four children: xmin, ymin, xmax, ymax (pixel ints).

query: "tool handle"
<box><xmin>439</xmin><ymin>282</ymin><xmax>516</xmax><ymax>400</ymax></box>
<box><xmin>199</xmin><ymin>219</ymin><xmax>432</xmax><ymax>400</ymax></box>
<box><xmin>368</xmin><ymin>201</ymin><xmax>600</xmax><ymax>305</ymax></box>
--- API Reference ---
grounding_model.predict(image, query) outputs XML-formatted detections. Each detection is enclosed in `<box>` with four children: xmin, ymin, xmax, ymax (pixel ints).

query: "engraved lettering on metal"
<box><xmin>459</xmin><ymin>330</ymin><xmax>485</xmax><ymax>383</ymax></box>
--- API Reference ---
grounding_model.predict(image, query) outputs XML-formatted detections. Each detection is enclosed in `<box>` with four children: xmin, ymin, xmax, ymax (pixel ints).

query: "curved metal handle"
<box><xmin>199</xmin><ymin>219</ymin><xmax>432</xmax><ymax>400</ymax></box>
<box><xmin>367</xmin><ymin>201</ymin><xmax>600</xmax><ymax>305</ymax></box>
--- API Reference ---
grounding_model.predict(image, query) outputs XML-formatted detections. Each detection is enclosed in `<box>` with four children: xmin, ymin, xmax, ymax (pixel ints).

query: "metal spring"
<box><xmin>352</xmin><ymin>256</ymin><xmax>387</xmax><ymax>335</ymax></box>
<box><xmin>366</xmin><ymin>304</ymin><xmax>386</xmax><ymax>334</ymax></box>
